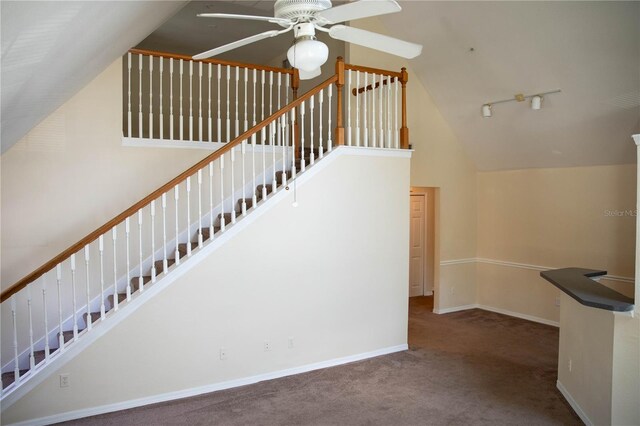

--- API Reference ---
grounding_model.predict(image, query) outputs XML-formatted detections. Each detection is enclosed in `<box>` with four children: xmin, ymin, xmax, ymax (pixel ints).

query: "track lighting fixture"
<box><xmin>481</xmin><ymin>89</ymin><xmax>560</xmax><ymax>117</ymax></box>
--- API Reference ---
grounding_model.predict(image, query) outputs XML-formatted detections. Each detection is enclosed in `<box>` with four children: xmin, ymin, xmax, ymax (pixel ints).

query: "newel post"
<box><xmin>400</xmin><ymin>67</ymin><xmax>409</xmax><ymax>149</ymax></box>
<box><xmin>335</xmin><ymin>56</ymin><xmax>345</xmax><ymax>147</ymax></box>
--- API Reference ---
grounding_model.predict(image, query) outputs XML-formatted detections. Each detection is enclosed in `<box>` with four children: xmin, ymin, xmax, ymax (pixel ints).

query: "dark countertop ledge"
<box><xmin>540</xmin><ymin>268</ymin><xmax>635</xmax><ymax>312</ymax></box>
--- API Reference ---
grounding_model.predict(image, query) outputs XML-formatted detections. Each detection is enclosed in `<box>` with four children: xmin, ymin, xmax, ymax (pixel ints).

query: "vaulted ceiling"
<box><xmin>3</xmin><ymin>1</ymin><xmax>639</xmax><ymax>171</ymax></box>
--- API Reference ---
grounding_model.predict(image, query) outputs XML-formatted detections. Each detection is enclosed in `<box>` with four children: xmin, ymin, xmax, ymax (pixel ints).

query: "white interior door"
<box><xmin>409</xmin><ymin>195</ymin><xmax>425</xmax><ymax>297</ymax></box>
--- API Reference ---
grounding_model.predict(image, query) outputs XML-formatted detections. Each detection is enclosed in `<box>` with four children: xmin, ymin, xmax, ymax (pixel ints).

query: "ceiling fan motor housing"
<box><xmin>274</xmin><ymin>0</ymin><xmax>333</xmax><ymax>25</ymax></box>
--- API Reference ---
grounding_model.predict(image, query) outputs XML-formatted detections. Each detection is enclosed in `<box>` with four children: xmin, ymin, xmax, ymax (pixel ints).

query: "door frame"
<box><xmin>409</xmin><ymin>187</ymin><xmax>439</xmax><ymax>299</ymax></box>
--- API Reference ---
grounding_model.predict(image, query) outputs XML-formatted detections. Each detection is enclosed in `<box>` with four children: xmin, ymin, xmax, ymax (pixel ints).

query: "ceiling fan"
<box><xmin>193</xmin><ymin>0</ymin><xmax>422</xmax><ymax>80</ymax></box>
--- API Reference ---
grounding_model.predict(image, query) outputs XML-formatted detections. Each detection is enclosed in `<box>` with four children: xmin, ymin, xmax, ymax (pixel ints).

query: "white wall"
<box><xmin>1</xmin><ymin>58</ymin><xmax>212</xmax><ymax>289</ymax></box>
<box><xmin>346</xmin><ymin>18</ymin><xmax>478</xmax><ymax>312</ymax></box>
<box><xmin>1</xmin><ymin>148</ymin><xmax>411</xmax><ymax>424</ymax></box>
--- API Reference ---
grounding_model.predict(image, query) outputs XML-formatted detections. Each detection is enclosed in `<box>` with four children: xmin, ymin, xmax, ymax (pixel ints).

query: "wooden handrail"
<box><xmin>128</xmin><ymin>48</ymin><xmax>294</xmax><ymax>75</ymax></box>
<box><xmin>1</xmin><ymin>74</ymin><xmax>338</xmax><ymax>303</ymax></box>
<box><xmin>344</xmin><ymin>63</ymin><xmax>401</xmax><ymax>79</ymax></box>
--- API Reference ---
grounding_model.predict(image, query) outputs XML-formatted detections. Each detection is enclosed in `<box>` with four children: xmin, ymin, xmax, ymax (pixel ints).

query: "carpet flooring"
<box><xmin>62</xmin><ymin>297</ymin><xmax>581</xmax><ymax>425</ymax></box>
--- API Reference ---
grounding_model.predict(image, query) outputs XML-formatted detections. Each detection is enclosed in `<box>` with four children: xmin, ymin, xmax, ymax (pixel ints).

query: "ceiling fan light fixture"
<box><xmin>287</xmin><ymin>38</ymin><xmax>329</xmax><ymax>72</ymax></box>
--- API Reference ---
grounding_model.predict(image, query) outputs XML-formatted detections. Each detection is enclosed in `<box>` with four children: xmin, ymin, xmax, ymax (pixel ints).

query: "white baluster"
<box><xmin>379</xmin><ymin>74</ymin><xmax>384</xmax><ymax>148</ymax></box>
<box><xmin>70</xmin><ymin>254</ymin><xmax>78</xmax><ymax>339</ymax></box>
<box><xmin>198</xmin><ymin>170</ymin><xmax>204</xmax><ymax>246</ymax></box>
<box><xmin>149</xmin><ymin>55</ymin><xmax>153</xmax><ymax>139</ymax></box>
<box><xmin>209</xmin><ymin>161</ymin><xmax>215</xmax><ymax>239</ymax></box>
<box><xmin>277</xmin><ymin>72</ymin><xmax>282</xmax><ymax>111</ymax></box>
<box><xmin>286</xmin><ymin>73</ymin><xmax>290</xmax><ymax>105</ymax></box>
<box><xmin>150</xmin><ymin>200</ymin><xmax>157</xmax><ymax>282</ymax></box>
<box><xmin>395</xmin><ymin>77</ymin><xmax>399</xmax><ymax>149</ymax></box>
<box><xmin>84</xmin><ymin>245</ymin><xmax>91</xmax><ymax>330</ymax></box>
<box><xmin>138</xmin><ymin>54</ymin><xmax>143</xmax><ymax>138</ymax></box>
<box><xmin>174</xmin><ymin>186</ymin><xmax>181</xmax><ymax>264</ymax></box>
<box><xmin>127</xmin><ymin>52</ymin><xmax>132</xmax><ymax>137</ymax></box>
<box><xmin>208</xmin><ymin>63</ymin><xmax>213</xmax><ymax>142</ymax></box>
<box><xmin>159</xmin><ymin>57</ymin><xmax>164</xmax><ymax>140</ymax></box>
<box><xmin>261</xmin><ymin>127</ymin><xmax>267</xmax><ymax>200</ymax></box>
<box><xmin>112</xmin><ymin>227</ymin><xmax>118</xmax><ymax>311</ymax></box>
<box><xmin>290</xmin><ymin>109</ymin><xmax>297</xmax><ymax>176</ymax></box>
<box><xmin>252</xmin><ymin>69</ymin><xmax>257</xmax><ymax>126</ymax></box>
<box><xmin>186</xmin><ymin>176</ymin><xmax>192</xmax><ymax>256</ymax></box>
<box><xmin>363</xmin><ymin>72</ymin><xmax>368</xmax><ymax>147</ymax></box>
<box><xmin>300</xmin><ymin>101</ymin><xmax>306</xmax><ymax>172</ymax></box>
<box><xmin>189</xmin><ymin>61</ymin><xmax>194</xmax><ymax>141</ymax></box>
<box><xmin>319</xmin><ymin>89</ymin><xmax>324</xmax><ymax>158</ymax></box>
<box><xmin>138</xmin><ymin>209</ymin><xmax>144</xmax><ymax>293</ymax></box>
<box><xmin>355</xmin><ymin>70</ymin><xmax>360</xmax><ymax>147</ymax></box>
<box><xmin>179</xmin><ymin>59</ymin><xmax>184</xmax><ymax>140</ymax></box>
<box><xmin>219</xmin><ymin>154</ymin><xmax>226</xmax><ymax>231</ymax></box>
<box><xmin>261</xmin><ymin>70</ymin><xmax>265</xmax><ymax>121</ymax></box>
<box><xmin>371</xmin><ymin>73</ymin><xmax>376</xmax><ymax>148</ymax></box>
<box><xmin>99</xmin><ymin>236</ymin><xmax>106</xmax><ymax>318</ymax></box>
<box><xmin>269</xmin><ymin>71</ymin><xmax>274</xmax><ymax>117</ymax></box>
<box><xmin>226</xmin><ymin>65</ymin><xmax>231</xmax><ymax>143</ymax></box>
<box><xmin>125</xmin><ymin>218</ymin><xmax>132</xmax><ymax>300</ymax></box>
<box><xmin>162</xmin><ymin>193</ymin><xmax>168</xmax><ymax>273</ymax></box>
<box><xmin>56</xmin><ymin>264</ymin><xmax>64</xmax><ymax>350</ymax></box>
<box><xmin>27</xmin><ymin>284</ymin><xmax>35</xmax><ymax>369</ymax></box>
<box><xmin>270</xmin><ymin>121</ymin><xmax>277</xmax><ymax>193</ymax></box>
<box><xmin>11</xmin><ymin>295</ymin><xmax>19</xmax><ymax>380</ymax></box>
<box><xmin>347</xmin><ymin>69</ymin><xmax>352</xmax><ymax>146</ymax></box>
<box><xmin>199</xmin><ymin>61</ymin><xmax>203</xmax><ymax>141</ymax></box>
<box><xmin>235</xmin><ymin>66</ymin><xmax>240</xmax><ymax>137</ymax></box>
<box><xmin>170</xmin><ymin>59</ymin><xmax>174</xmax><ymax>140</ymax></box>
<box><xmin>251</xmin><ymin>133</ymin><xmax>257</xmax><ymax>208</ymax></box>
<box><xmin>241</xmin><ymin>140</ymin><xmax>247</xmax><ymax>215</ymax></box>
<box><xmin>41</xmin><ymin>276</ymin><xmax>50</xmax><ymax>359</ymax></box>
<box><xmin>217</xmin><ymin>64</ymin><xmax>222</xmax><ymax>142</ymax></box>
<box><xmin>230</xmin><ymin>147</ymin><xmax>236</xmax><ymax>224</ymax></box>
<box><xmin>387</xmin><ymin>76</ymin><xmax>392</xmax><ymax>149</ymax></box>
<box><xmin>328</xmin><ymin>85</ymin><xmax>333</xmax><ymax>151</ymax></box>
<box><xmin>310</xmin><ymin>95</ymin><xmax>315</xmax><ymax>165</ymax></box>
<box><xmin>244</xmin><ymin>67</ymin><xmax>248</xmax><ymax>132</ymax></box>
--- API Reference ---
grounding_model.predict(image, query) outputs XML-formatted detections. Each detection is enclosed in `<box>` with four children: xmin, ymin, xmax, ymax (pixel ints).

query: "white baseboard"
<box><xmin>433</xmin><ymin>303</ymin><xmax>559</xmax><ymax>327</ymax></box>
<box><xmin>557</xmin><ymin>380</ymin><xmax>593</xmax><ymax>426</ymax></box>
<box><xmin>7</xmin><ymin>344</ymin><xmax>408</xmax><ymax>426</ymax></box>
<box><xmin>476</xmin><ymin>304</ymin><xmax>559</xmax><ymax>327</ymax></box>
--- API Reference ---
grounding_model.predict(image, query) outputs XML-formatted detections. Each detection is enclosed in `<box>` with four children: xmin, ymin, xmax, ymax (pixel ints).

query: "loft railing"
<box><xmin>0</xmin><ymin>54</ymin><xmax>410</xmax><ymax>396</ymax></box>
<box><xmin>123</xmin><ymin>49</ymin><xmax>298</xmax><ymax>143</ymax></box>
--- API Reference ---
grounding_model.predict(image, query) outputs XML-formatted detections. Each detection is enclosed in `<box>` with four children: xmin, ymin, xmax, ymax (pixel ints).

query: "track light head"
<box><xmin>481</xmin><ymin>104</ymin><xmax>492</xmax><ymax>118</ymax></box>
<box><xmin>531</xmin><ymin>95</ymin><xmax>543</xmax><ymax>110</ymax></box>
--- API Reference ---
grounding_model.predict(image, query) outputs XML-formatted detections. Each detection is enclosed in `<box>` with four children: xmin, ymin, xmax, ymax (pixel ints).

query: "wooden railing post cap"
<box><xmin>400</xmin><ymin>67</ymin><xmax>408</xmax><ymax>84</ymax></box>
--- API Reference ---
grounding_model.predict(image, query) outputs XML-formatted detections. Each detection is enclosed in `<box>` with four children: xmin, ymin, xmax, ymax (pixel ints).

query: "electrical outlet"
<box><xmin>568</xmin><ymin>359</ymin><xmax>572</xmax><ymax>373</ymax></box>
<box><xmin>219</xmin><ymin>347</ymin><xmax>227</xmax><ymax>360</ymax></box>
<box><xmin>59</xmin><ymin>374</ymin><xmax>70</xmax><ymax>388</ymax></box>
<box><xmin>288</xmin><ymin>337</ymin><xmax>295</xmax><ymax>349</ymax></box>
<box><xmin>555</xmin><ymin>297</ymin><xmax>560</xmax><ymax>307</ymax></box>
<box><xmin>264</xmin><ymin>341</ymin><xmax>271</xmax><ymax>352</ymax></box>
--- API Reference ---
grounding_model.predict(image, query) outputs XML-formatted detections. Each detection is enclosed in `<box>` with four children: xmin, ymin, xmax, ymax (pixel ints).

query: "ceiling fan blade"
<box><xmin>315</xmin><ymin>0</ymin><xmax>401</xmax><ymax>25</ymax></box>
<box><xmin>299</xmin><ymin>67</ymin><xmax>322</xmax><ymax>80</ymax></box>
<box><xmin>328</xmin><ymin>25</ymin><xmax>422</xmax><ymax>59</ymax></box>
<box><xmin>197</xmin><ymin>13</ymin><xmax>293</xmax><ymax>26</ymax></box>
<box><xmin>193</xmin><ymin>30</ymin><xmax>281</xmax><ymax>60</ymax></box>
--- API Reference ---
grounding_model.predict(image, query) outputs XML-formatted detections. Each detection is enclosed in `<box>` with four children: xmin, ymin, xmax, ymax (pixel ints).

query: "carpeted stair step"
<box><xmin>130</xmin><ymin>276</ymin><xmax>152</xmax><ymax>293</ymax></box>
<box><xmin>275</xmin><ymin>170</ymin><xmax>294</xmax><ymax>183</ymax></box>
<box><xmin>154</xmin><ymin>257</ymin><xmax>177</xmax><ymax>274</ymax></box>
<box><xmin>59</xmin><ymin>329</ymin><xmax>83</xmax><ymax>344</ymax></box>
<box><xmin>2</xmin><ymin>369</ymin><xmax>29</xmax><ymax>389</ymax></box>
<box><xmin>178</xmin><ymin>242</ymin><xmax>198</xmax><ymax>257</ymax></box>
<box><xmin>236</xmin><ymin>198</ymin><xmax>257</xmax><ymax>211</ymax></box>
<box><xmin>297</xmin><ymin>147</ymin><xmax>319</xmax><ymax>156</ymax></box>
<box><xmin>83</xmin><ymin>311</ymin><xmax>102</xmax><ymax>326</ymax></box>
<box><xmin>108</xmin><ymin>292</ymin><xmax>127</xmax><ymax>308</ymax></box>
<box><xmin>201</xmin><ymin>226</ymin><xmax>221</xmax><ymax>241</ymax></box>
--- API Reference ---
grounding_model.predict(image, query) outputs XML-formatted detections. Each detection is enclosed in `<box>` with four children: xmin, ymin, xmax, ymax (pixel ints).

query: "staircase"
<box><xmin>0</xmin><ymin>50</ymin><xmax>409</xmax><ymax>402</ymax></box>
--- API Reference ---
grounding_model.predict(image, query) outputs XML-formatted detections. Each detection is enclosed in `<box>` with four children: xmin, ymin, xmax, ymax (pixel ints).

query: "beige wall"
<box><xmin>347</xmin><ymin>18</ymin><xmax>478</xmax><ymax>311</ymax></box>
<box><xmin>477</xmin><ymin>165</ymin><xmax>636</xmax><ymax>322</ymax></box>
<box><xmin>1</xmin><ymin>58</ymin><xmax>211</xmax><ymax>289</ymax></box>
<box><xmin>1</xmin><ymin>150</ymin><xmax>411</xmax><ymax>424</ymax></box>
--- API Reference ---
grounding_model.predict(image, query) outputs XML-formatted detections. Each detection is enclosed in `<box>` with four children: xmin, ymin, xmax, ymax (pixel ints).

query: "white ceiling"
<box><xmin>379</xmin><ymin>1</ymin><xmax>640</xmax><ymax>170</ymax></box>
<box><xmin>1</xmin><ymin>1</ymin><xmax>186</xmax><ymax>153</ymax></box>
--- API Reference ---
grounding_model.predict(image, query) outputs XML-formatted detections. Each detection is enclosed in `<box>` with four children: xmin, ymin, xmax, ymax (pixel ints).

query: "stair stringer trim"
<box><xmin>1</xmin><ymin>146</ymin><xmax>410</xmax><ymax>410</ymax></box>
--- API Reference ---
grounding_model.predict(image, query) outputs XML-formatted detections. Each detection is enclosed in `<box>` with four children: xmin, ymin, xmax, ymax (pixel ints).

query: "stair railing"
<box><xmin>0</xmin><ymin>55</ymin><xmax>410</xmax><ymax>395</ymax></box>
<box><xmin>123</xmin><ymin>49</ymin><xmax>297</xmax><ymax>143</ymax></box>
